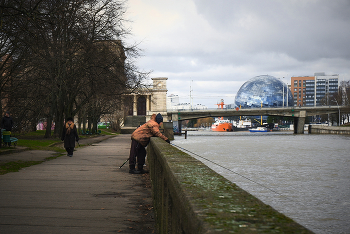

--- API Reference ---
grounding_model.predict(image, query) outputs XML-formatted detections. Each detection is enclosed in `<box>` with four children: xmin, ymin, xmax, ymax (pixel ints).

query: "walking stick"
<box><xmin>119</xmin><ymin>158</ymin><xmax>129</xmax><ymax>169</ymax></box>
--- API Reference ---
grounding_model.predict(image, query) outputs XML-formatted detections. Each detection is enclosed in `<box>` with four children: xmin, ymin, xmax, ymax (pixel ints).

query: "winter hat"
<box><xmin>66</xmin><ymin>117</ymin><xmax>74</xmax><ymax>122</ymax></box>
<box><xmin>155</xmin><ymin>113</ymin><xmax>163</xmax><ymax>124</ymax></box>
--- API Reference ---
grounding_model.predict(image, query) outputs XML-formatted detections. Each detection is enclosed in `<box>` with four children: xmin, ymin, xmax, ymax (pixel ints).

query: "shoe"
<box><xmin>129</xmin><ymin>169</ymin><xmax>141</xmax><ymax>174</ymax></box>
<box><xmin>68</xmin><ymin>155</ymin><xmax>73</xmax><ymax>157</ymax></box>
<box><xmin>136</xmin><ymin>168</ymin><xmax>149</xmax><ymax>174</ymax></box>
<box><xmin>139</xmin><ymin>169</ymin><xmax>149</xmax><ymax>174</ymax></box>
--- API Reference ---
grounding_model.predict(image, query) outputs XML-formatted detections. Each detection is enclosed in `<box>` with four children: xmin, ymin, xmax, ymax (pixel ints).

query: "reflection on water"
<box><xmin>173</xmin><ymin>131</ymin><xmax>350</xmax><ymax>234</ymax></box>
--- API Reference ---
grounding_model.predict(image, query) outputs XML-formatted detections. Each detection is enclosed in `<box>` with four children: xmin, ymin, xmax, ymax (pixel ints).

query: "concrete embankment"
<box><xmin>309</xmin><ymin>125</ymin><xmax>350</xmax><ymax>135</ymax></box>
<box><xmin>147</xmin><ymin>137</ymin><xmax>314</xmax><ymax>233</ymax></box>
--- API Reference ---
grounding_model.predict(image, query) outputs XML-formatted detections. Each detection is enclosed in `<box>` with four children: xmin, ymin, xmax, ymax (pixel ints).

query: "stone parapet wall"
<box><xmin>308</xmin><ymin>125</ymin><xmax>350</xmax><ymax>135</ymax></box>
<box><xmin>147</xmin><ymin>137</ymin><xmax>313</xmax><ymax>233</ymax></box>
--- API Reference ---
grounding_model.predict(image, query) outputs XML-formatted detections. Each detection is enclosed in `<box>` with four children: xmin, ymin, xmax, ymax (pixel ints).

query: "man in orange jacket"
<box><xmin>129</xmin><ymin>113</ymin><xmax>170</xmax><ymax>174</ymax></box>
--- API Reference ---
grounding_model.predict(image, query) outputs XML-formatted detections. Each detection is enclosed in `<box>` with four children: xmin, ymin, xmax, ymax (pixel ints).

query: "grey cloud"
<box><xmin>192</xmin><ymin>0</ymin><xmax>350</xmax><ymax>61</ymax></box>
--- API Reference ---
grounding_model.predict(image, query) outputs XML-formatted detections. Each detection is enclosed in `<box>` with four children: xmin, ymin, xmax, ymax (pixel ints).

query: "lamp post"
<box><xmin>286</xmin><ymin>81</ymin><xmax>289</xmax><ymax>107</ymax></box>
<box><xmin>261</xmin><ymin>102</ymin><xmax>263</xmax><ymax>125</ymax></box>
<box><xmin>190</xmin><ymin>80</ymin><xmax>193</xmax><ymax>110</ymax></box>
<box><xmin>281</xmin><ymin>77</ymin><xmax>288</xmax><ymax>107</ymax></box>
<box><xmin>279</xmin><ymin>78</ymin><xmax>285</xmax><ymax>107</ymax></box>
<box><xmin>282</xmin><ymin>82</ymin><xmax>284</xmax><ymax>107</ymax></box>
<box><xmin>333</xmin><ymin>98</ymin><xmax>340</xmax><ymax>126</ymax></box>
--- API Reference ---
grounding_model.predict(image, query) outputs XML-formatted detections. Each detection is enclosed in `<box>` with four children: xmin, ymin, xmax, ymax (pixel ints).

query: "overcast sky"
<box><xmin>125</xmin><ymin>0</ymin><xmax>350</xmax><ymax>108</ymax></box>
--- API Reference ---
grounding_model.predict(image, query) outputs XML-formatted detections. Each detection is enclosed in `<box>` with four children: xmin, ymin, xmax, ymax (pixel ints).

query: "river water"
<box><xmin>173</xmin><ymin>131</ymin><xmax>350</xmax><ymax>234</ymax></box>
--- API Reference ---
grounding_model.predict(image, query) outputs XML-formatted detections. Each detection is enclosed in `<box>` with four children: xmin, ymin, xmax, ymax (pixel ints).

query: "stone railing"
<box><xmin>147</xmin><ymin>137</ymin><xmax>313</xmax><ymax>234</ymax></box>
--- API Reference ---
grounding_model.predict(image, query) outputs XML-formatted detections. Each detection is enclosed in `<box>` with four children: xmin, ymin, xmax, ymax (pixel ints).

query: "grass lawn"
<box><xmin>0</xmin><ymin>161</ymin><xmax>43</xmax><ymax>175</ymax></box>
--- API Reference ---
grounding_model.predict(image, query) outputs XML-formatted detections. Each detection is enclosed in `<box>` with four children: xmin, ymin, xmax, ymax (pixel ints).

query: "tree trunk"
<box><xmin>44</xmin><ymin>116</ymin><xmax>52</xmax><ymax>138</ymax></box>
<box><xmin>32</xmin><ymin>120</ymin><xmax>37</xmax><ymax>132</ymax></box>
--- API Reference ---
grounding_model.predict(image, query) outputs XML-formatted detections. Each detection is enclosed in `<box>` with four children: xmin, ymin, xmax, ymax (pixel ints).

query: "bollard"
<box><xmin>163</xmin><ymin>122</ymin><xmax>174</xmax><ymax>140</ymax></box>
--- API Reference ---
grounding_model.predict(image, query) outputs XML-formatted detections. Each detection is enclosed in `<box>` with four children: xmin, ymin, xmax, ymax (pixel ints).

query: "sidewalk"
<box><xmin>0</xmin><ymin>134</ymin><xmax>155</xmax><ymax>234</ymax></box>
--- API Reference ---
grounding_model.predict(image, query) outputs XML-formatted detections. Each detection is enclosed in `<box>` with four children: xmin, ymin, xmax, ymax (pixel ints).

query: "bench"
<box><xmin>1</xmin><ymin>130</ymin><xmax>18</xmax><ymax>147</ymax></box>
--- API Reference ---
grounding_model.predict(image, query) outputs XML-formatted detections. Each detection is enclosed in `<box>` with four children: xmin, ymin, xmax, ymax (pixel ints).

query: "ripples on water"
<box><xmin>173</xmin><ymin>131</ymin><xmax>350</xmax><ymax>234</ymax></box>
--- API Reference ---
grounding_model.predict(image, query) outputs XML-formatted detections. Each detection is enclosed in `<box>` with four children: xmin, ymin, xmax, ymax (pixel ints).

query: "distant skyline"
<box><xmin>125</xmin><ymin>0</ymin><xmax>350</xmax><ymax>108</ymax></box>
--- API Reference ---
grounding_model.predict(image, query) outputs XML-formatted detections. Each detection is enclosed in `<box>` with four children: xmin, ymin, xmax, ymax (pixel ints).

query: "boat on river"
<box><xmin>211</xmin><ymin>119</ymin><xmax>233</xmax><ymax>132</ymax></box>
<box><xmin>211</xmin><ymin>99</ymin><xmax>233</xmax><ymax>132</ymax></box>
<box><xmin>233</xmin><ymin>119</ymin><xmax>251</xmax><ymax>131</ymax></box>
<box><xmin>249</xmin><ymin>127</ymin><xmax>268</xmax><ymax>132</ymax></box>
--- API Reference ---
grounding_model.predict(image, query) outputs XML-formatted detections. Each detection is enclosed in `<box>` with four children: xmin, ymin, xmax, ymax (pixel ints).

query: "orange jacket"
<box><xmin>131</xmin><ymin>114</ymin><xmax>168</xmax><ymax>146</ymax></box>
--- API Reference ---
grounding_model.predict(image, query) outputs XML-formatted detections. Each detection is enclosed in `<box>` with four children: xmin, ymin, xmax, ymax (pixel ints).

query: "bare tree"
<box><xmin>1</xmin><ymin>0</ymin><xmax>148</xmax><ymax>136</ymax></box>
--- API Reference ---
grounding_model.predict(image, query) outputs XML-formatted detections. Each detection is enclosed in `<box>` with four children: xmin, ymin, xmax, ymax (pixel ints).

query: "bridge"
<box><xmin>167</xmin><ymin>106</ymin><xmax>347</xmax><ymax>134</ymax></box>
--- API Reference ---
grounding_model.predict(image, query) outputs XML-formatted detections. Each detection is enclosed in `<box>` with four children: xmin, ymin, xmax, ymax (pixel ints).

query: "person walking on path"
<box><xmin>1</xmin><ymin>111</ymin><xmax>14</xmax><ymax>146</ymax></box>
<box><xmin>129</xmin><ymin>113</ymin><xmax>170</xmax><ymax>174</ymax></box>
<box><xmin>61</xmin><ymin>117</ymin><xmax>79</xmax><ymax>157</ymax></box>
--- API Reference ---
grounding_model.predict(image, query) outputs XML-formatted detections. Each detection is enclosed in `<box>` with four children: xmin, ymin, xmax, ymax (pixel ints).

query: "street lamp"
<box><xmin>333</xmin><ymin>98</ymin><xmax>340</xmax><ymax>126</ymax></box>
<box><xmin>282</xmin><ymin>82</ymin><xmax>284</xmax><ymax>107</ymax></box>
<box><xmin>286</xmin><ymin>81</ymin><xmax>289</xmax><ymax>107</ymax></box>
<box><xmin>280</xmin><ymin>77</ymin><xmax>285</xmax><ymax>107</ymax></box>
<box><xmin>281</xmin><ymin>77</ymin><xmax>289</xmax><ymax>108</ymax></box>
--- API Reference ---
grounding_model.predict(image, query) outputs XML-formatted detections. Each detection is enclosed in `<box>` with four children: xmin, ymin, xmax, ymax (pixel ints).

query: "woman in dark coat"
<box><xmin>61</xmin><ymin>117</ymin><xmax>79</xmax><ymax>157</ymax></box>
<box><xmin>2</xmin><ymin>111</ymin><xmax>13</xmax><ymax>131</ymax></box>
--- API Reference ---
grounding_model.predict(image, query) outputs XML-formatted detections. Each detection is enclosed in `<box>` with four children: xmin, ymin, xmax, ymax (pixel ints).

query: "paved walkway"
<box><xmin>0</xmin><ymin>134</ymin><xmax>154</xmax><ymax>233</ymax></box>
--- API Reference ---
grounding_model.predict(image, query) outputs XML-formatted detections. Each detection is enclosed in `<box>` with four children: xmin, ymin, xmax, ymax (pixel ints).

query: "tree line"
<box><xmin>0</xmin><ymin>0</ymin><xmax>147</xmax><ymax>137</ymax></box>
<box><xmin>320</xmin><ymin>80</ymin><xmax>350</xmax><ymax>125</ymax></box>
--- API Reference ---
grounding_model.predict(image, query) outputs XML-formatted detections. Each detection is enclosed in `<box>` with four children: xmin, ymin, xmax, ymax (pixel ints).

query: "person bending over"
<box><xmin>129</xmin><ymin>113</ymin><xmax>170</xmax><ymax>174</ymax></box>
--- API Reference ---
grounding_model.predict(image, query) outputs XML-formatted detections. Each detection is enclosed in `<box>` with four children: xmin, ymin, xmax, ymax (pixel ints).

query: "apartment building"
<box><xmin>291</xmin><ymin>73</ymin><xmax>339</xmax><ymax>106</ymax></box>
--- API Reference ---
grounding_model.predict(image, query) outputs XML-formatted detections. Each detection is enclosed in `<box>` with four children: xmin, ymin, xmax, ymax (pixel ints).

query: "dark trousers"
<box><xmin>66</xmin><ymin>147</ymin><xmax>74</xmax><ymax>156</ymax></box>
<box><xmin>129</xmin><ymin>139</ymin><xmax>146</xmax><ymax>170</ymax></box>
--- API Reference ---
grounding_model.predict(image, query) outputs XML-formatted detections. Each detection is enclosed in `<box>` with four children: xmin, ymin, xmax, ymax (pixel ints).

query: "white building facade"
<box><xmin>167</xmin><ymin>94</ymin><xmax>207</xmax><ymax>111</ymax></box>
<box><xmin>292</xmin><ymin>73</ymin><xmax>339</xmax><ymax>106</ymax></box>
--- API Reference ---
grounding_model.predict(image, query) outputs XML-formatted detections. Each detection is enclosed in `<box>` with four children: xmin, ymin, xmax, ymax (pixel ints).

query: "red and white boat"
<box><xmin>211</xmin><ymin>99</ymin><xmax>233</xmax><ymax>132</ymax></box>
<box><xmin>211</xmin><ymin>118</ymin><xmax>233</xmax><ymax>132</ymax></box>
